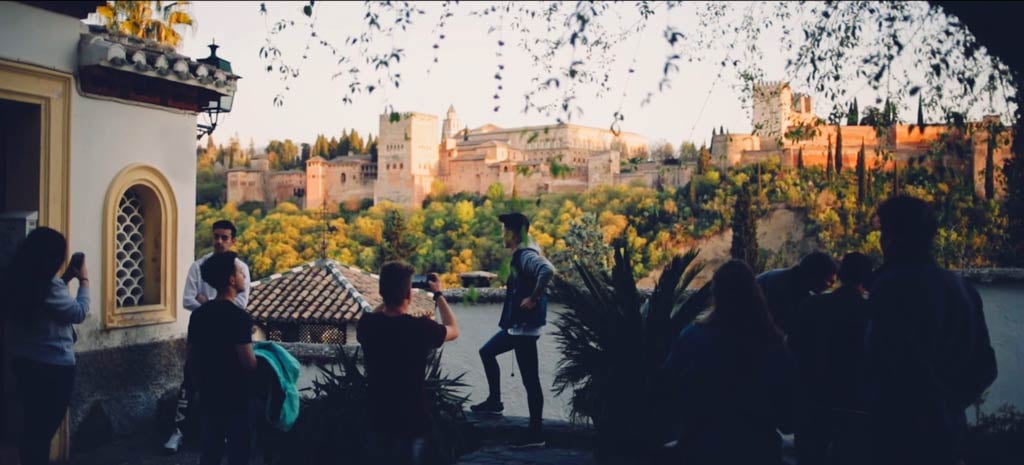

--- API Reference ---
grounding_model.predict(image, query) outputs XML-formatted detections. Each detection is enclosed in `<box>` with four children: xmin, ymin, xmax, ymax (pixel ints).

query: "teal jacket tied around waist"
<box><xmin>254</xmin><ymin>341</ymin><xmax>301</xmax><ymax>431</ymax></box>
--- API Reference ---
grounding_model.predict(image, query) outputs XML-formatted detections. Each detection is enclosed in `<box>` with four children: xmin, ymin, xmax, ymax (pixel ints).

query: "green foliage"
<box><xmin>551</xmin><ymin>244</ymin><xmax>709</xmax><ymax>459</ymax></box>
<box><xmin>1003</xmin><ymin>150</ymin><xmax>1024</xmax><ymax>265</ymax></box>
<box><xmin>276</xmin><ymin>347</ymin><xmax>472</xmax><ymax>465</ymax></box>
<box><xmin>381</xmin><ymin>208</ymin><xmax>415</xmax><ymax>263</ymax></box>
<box><xmin>966</xmin><ymin>404</ymin><xmax>1024</xmax><ymax>465</ymax></box>
<box><xmin>196</xmin><ymin>167</ymin><xmax>225</xmax><ymax>207</ymax></box>
<box><xmin>730</xmin><ymin>187</ymin><xmax>760</xmax><ymax>272</ymax></box>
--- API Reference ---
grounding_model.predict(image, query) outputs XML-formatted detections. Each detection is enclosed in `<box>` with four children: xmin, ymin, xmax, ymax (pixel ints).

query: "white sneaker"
<box><xmin>163</xmin><ymin>428</ymin><xmax>184</xmax><ymax>453</ymax></box>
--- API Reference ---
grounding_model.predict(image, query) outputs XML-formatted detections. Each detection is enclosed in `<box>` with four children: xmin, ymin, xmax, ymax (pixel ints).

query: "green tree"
<box><xmin>847</xmin><ymin>98</ymin><xmax>859</xmax><ymax>126</ymax></box>
<box><xmin>349</xmin><ymin>129</ymin><xmax>365</xmax><ymax>155</ymax></box>
<box><xmin>328</xmin><ymin>136</ymin><xmax>340</xmax><ymax>158</ymax></box>
<box><xmin>1004</xmin><ymin>151</ymin><xmax>1024</xmax><ymax>265</ymax></box>
<box><xmin>311</xmin><ymin>134</ymin><xmax>330</xmax><ymax>159</ymax></box>
<box><xmin>730</xmin><ymin>186</ymin><xmax>759</xmax><ymax>271</ymax></box>
<box><xmin>697</xmin><ymin>144</ymin><xmax>712</xmax><ymax>174</ymax></box>
<box><xmin>797</xmin><ymin>147</ymin><xmax>805</xmax><ymax>170</ymax></box>
<box><xmin>857</xmin><ymin>140</ymin><xmax>867</xmax><ymax>204</ymax></box>
<box><xmin>678</xmin><ymin>141</ymin><xmax>699</xmax><ymax>160</ymax></box>
<box><xmin>917</xmin><ymin>95</ymin><xmax>925</xmax><ymax>129</ymax></box>
<box><xmin>338</xmin><ymin>130</ymin><xmax>350</xmax><ymax>157</ymax></box>
<box><xmin>826</xmin><ymin>136</ymin><xmax>834</xmax><ymax>181</ymax></box>
<box><xmin>381</xmin><ymin>209</ymin><xmax>416</xmax><ymax>262</ymax></box>
<box><xmin>834</xmin><ymin>125</ymin><xmax>843</xmax><ymax>175</ymax></box>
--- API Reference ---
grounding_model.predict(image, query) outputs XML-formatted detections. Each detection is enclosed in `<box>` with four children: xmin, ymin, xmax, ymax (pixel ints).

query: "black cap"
<box><xmin>498</xmin><ymin>212</ymin><xmax>530</xmax><ymax>232</ymax></box>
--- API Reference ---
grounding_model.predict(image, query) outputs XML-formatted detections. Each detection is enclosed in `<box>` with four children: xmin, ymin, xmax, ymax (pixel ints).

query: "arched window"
<box><xmin>103</xmin><ymin>164</ymin><xmax>177</xmax><ymax>328</ymax></box>
<box><xmin>341</xmin><ymin>173</ymin><xmax>347</xmax><ymax>183</ymax></box>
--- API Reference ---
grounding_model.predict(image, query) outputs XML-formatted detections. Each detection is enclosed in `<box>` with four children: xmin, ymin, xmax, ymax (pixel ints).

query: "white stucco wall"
<box><xmin>974</xmin><ymin>283</ymin><xmax>1024</xmax><ymax>415</ymax></box>
<box><xmin>1</xmin><ymin>3</ymin><xmax>197</xmax><ymax>351</ymax></box>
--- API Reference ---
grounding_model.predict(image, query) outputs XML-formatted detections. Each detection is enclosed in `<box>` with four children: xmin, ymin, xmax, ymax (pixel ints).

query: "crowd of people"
<box><xmin>0</xmin><ymin>194</ymin><xmax>998</xmax><ymax>465</ymax></box>
<box><xmin>659</xmin><ymin>195</ymin><xmax>997</xmax><ymax>465</ymax></box>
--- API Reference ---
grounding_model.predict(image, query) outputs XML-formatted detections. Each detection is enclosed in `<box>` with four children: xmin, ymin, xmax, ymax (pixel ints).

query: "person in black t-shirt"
<box><xmin>187</xmin><ymin>252</ymin><xmax>258</xmax><ymax>465</ymax></box>
<box><xmin>357</xmin><ymin>262</ymin><xmax>459</xmax><ymax>465</ymax></box>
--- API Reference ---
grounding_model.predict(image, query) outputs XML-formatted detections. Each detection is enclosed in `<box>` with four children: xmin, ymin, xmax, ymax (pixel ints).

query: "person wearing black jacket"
<box><xmin>470</xmin><ymin>212</ymin><xmax>554</xmax><ymax>448</ymax></box>
<box><xmin>789</xmin><ymin>252</ymin><xmax>874</xmax><ymax>465</ymax></box>
<box><xmin>865</xmin><ymin>196</ymin><xmax>997</xmax><ymax>465</ymax></box>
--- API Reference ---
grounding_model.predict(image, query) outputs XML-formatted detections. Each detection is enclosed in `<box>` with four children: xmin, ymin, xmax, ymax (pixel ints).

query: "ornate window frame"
<box><xmin>102</xmin><ymin>164</ymin><xmax>178</xmax><ymax>328</ymax></box>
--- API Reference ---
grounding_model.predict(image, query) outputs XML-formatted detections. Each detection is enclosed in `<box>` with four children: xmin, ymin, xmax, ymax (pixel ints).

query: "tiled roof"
<box><xmin>78</xmin><ymin>27</ymin><xmax>240</xmax><ymax>95</ymax></box>
<box><xmin>247</xmin><ymin>259</ymin><xmax>434</xmax><ymax>326</ymax></box>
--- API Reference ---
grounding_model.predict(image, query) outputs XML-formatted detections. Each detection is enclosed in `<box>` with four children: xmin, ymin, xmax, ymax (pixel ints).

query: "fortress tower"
<box><xmin>375</xmin><ymin>112</ymin><xmax>440</xmax><ymax>206</ymax></box>
<box><xmin>752</xmin><ymin>81</ymin><xmax>793</xmax><ymax>150</ymax></box>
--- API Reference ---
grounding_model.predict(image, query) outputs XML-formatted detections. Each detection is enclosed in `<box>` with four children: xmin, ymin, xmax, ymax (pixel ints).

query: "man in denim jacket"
<box><xmin>471</xmin><ymin>212</ymin><xmax>554</xmax><ymax>448</ymax></box>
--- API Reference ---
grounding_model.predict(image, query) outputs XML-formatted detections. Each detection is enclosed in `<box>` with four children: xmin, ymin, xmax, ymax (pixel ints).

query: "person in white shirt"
<box><xmin>164</xmin><ymin>220</ymin><xmax>251</xmax><ymax>453</ymax></box>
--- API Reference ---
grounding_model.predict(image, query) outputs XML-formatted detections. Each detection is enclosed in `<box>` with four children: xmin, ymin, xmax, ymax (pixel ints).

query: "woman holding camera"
<box><xmin>2</xmin><ymin>227</ymin><xmax>89</xmax><ymax>465</ymax></box>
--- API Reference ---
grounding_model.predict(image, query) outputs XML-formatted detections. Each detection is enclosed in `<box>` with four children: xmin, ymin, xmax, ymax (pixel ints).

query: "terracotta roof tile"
<box><xmin>247</xmin><ymin>259</ymin><xmax>433</xmax><ymax>326</ymax></box>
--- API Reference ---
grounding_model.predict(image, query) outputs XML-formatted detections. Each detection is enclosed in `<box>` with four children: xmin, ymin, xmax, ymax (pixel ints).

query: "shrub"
<box><xmin>551</xmin><ymin>242</ymin><xmax>711</xmax><ymax>462</ymax></box>
<box><xmin>276</xmin><ymin>347</ymin><xmax>473</xmax><ymax>465</ymax></box>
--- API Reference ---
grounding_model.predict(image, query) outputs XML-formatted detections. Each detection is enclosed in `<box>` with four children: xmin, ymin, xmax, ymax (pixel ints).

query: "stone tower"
<box><xmin>752</xmin><ymin>81</ymin><xmax>793</xmax><ymax>150</ymax></box>
<box><xmin>375</xmin><ymin>112</ymin><xmax>440</xmax><ymax>207</ymax></box>
<box><xmin>442</xmin><ymin>104</ymin><xmax>460</xmax><ymax>140</ymax></box>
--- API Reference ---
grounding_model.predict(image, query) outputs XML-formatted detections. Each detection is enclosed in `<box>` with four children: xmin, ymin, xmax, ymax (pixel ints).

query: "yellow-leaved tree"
<box><xmin>95</xmin><ymin>1</ymin><xmax>195</xmax><ymax>48</ymax></box>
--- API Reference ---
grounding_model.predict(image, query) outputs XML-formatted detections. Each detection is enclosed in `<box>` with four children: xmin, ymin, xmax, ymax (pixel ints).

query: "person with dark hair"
<box><xmin>865</xmin><ymin>196</ymin><xmax>996</xmax><ymax>465</ymax></box>
<box><xmin>357</xmin><ymin>262</ymin><xmax>459</xmax><ymax>465</ymax></box>
<box><xmin>165</xmin><ymin>220</ymin><xmax>251</xmax><ymax>452</ymax></box>
<box><xmin>471</xmin><ymin>212</ymin><xmax>554</xmax><ymax>448</ymax></box>
<box><xmin>2</xmin><ymin>227</ymin><xmax>89</xmax><ymax>465</ymax></box>
<box><xmin>789</xmin><ymin>252</ymin><xmax>875</xmax><ymax>465</ymax></box>
<box><xmin>660</xmin><ymin>260</ymin><xmax>795</xmax><ymax>465</ymax></box>
<box><xmin>187</xmin><ymin>251</ymin><xmax>257</xmax><ymax>465</ymax></box>
<box><xmin>757</xmin><ymin>251</ymin><xmax>838</xmax><ymax>335</ymax></box>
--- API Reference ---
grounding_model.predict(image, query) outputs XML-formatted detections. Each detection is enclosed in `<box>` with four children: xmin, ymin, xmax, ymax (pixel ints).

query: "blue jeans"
<box><xmin>366</xmin><ymin>432</ymin><xmax>429</xmax><ymax>465</ymax></box>
<box><xmin>199</xmin><ymin>407</ymin><xmax>251</xmax><ymax>465</ymax></box>
<box><xmin>13</xmin><ymin>359</ymin><xmax>75</xmax><ymax>465</ymax></box>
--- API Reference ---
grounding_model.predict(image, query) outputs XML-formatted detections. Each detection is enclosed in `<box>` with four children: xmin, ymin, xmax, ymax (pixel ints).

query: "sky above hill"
<box><xmin>172</xmin><ymin>1</ymin><xmax>1006</xmax><ymax>150</ymax></box>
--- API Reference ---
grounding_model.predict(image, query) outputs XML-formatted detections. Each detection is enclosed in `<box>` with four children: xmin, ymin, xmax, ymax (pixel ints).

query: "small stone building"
<box><xmin>246</xmin><ymin>259</ymin><xmax>435</xmax><ymax>345</ymax></box>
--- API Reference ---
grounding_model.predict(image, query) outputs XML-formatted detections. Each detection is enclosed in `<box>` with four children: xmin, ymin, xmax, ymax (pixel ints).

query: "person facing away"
<box><xmin>187</xmin><ymin>251</ymin><xmax>258</xmax><ymax>465</ymax></box>
<box><xmin>865</xmin><ymin>196</ymin><xmax>996</xmax><ymax>465</ymax></box>
<box><xmin>788</xmin><ymin>252</ymin><xmax>874</xmax><ymax>465</ymax></box>
<box><xmin>165</xmin><ymin>219</ymin><xmax>251</xmax><ymax>453</ymax></box>
<box><xmin>660</xmin><ymin>260</ymin><xmax>796</xmax><ymax>465</ymax></box>
<box><xmin>2</xmin><ymin>227</ymin><xmax>89</xmax><ymax>465</ymax></box>
<box><xmin>357</xmin><ymin>262</ymin><xmax>459</xmax><ymax>465</ymax></box>
<box><xmin>757</xmin><ymin>251</ymin><xmax>837</xmax><ymax>336</ymax></box>
<box><xmin>470</xmin><ymin>212</ymin><xmax>555</xmax><ymax>449</ymax></box>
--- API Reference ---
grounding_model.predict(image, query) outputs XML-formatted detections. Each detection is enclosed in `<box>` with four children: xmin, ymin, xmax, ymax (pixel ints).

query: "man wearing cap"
<box><xmin>470</xmin><ymin>212</ymin><xmax>554</xmax><ymax>448</ymax></box>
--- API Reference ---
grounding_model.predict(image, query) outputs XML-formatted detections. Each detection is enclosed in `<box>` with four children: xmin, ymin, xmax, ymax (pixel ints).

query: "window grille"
<box><xmin>115</xmin><ymin>188</ymin><xmax>145</xmax><ymax>307</ymax></box>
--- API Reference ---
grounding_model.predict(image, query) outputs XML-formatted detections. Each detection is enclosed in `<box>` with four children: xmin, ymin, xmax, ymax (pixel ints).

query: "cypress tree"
<box><xmin>917</xmin><ymin>95</ymin><xmax>925</xmax><ymax>130</ymax></box>
<box><xmin>730</xmin><ymin>186</ymin><xmax>760</xmax><ymax>271</ymax></box>
<box><xmin>698</xmin><ymin>144</ymin><xmax>711</xmax><ymax>175</ymax></box>
<box><xmin>834</xmin><ymin>125</ymin><xmax>844</xmax><ymax>175</ymax></box>
<box><xmin>857</xmin><ymin>139</ymin><xmax>867</xmax><ymax>204</ymax></box>
<box><xmin>847</xmin><ymin>99</ymin><xmax>860</xmax><ymax>126</ymax></box>
<box><xmin>797</xmin><ymin>147</ymin><xmax>805</xmax><ymax>170</ymax></box>
<box><xmin>986</xmin><ymin>128</ymin><xmax>997</xmax><ymax>200</ymax></box>
<box><xmin>826</xmin><ymin>136</ymin><xmax>834</xmax><ymax>181</ymax></box>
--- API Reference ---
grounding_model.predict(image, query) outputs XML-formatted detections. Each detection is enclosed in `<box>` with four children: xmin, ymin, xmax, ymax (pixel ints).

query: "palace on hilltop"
<box><xmin>227</xmin><ymin>106</ymin><xmax>696</xmax><ymax>209</ymax></box>
<box><xmin>712</xmin><ymin>81</ymin><xmax>1012</xmax><ymax>197</ymax></box>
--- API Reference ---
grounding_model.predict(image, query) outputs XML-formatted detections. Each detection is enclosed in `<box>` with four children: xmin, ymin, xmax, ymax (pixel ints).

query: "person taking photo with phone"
<box><xmin>2</xmin><ymin>227</ymin><xmax>90</xmax><ymax>465</ymax></box>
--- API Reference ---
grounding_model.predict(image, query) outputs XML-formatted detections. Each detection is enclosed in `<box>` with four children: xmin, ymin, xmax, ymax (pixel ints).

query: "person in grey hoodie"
<box><xmin>471</xmin><ymin>212</ymin><xmax>554</xmax><ymax>448</ymax></box>
<box><xmin>3</xmin><ymin>227</ymin><xmax>89</xmax><ymax>465</ymax></box>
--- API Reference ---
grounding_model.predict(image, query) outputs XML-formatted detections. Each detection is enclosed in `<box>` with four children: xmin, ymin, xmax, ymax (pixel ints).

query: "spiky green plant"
<box><xmin>278</xmin><ymin>347</ymin><xmax>472</xmax><ymax>465</ymax></box>
<box><xmin>551</xmin><ymin>241</ymin><xmax>710</xmax><ymax>460</ymax></box>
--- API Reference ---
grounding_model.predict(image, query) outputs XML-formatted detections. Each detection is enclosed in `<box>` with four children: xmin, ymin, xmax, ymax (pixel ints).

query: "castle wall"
<box><xmin>267</xmin><ymin>171</ymin><xmax>305</xmax><ymax>205</ymax></box>
<box><xmin>226</xmin><ymin>170</ymin><xmax>265</xmax><ymax>205</ymax></box>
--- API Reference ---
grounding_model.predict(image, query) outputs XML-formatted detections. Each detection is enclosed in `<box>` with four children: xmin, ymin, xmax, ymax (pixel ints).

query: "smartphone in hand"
<box><xmin>67</xmin><ymin>252</ymin><xmax>85</xmax><ymax>277</ymax></box>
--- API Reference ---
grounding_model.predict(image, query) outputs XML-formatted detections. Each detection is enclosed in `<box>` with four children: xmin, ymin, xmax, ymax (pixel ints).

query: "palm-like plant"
<box><xmin>95</xmin><ymin>1</ymin><xmax>195</xmax><ymax>48</ymax></box>
<box><xmin>552</xmin><ymin>241</ymin><xmax>710</xmax><ymax>461</ymax></box>
<box><xmin>279</xmin><ymin>347</ymin><xmax>473</xmax><ymax>465</ymax></box>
